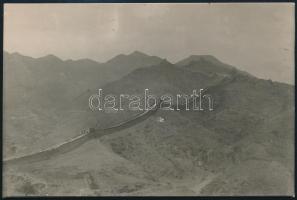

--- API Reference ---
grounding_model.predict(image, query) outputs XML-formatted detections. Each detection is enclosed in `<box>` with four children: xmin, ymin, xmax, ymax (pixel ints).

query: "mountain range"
<box><xmin>3</xmin><ymin>51</ymin><xmax>294</xmax><ymax>196</ymax></box>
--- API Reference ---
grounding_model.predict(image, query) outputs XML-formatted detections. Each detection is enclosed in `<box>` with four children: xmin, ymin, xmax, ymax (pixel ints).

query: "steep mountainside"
<box><xmin>3</xmin><ymin>51</ymin><xmax>163</xmax><ymax>158</ymax></box>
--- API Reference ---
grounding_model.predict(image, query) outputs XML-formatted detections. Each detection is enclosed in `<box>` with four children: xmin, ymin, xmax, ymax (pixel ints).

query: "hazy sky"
<box><xmin>4</xmin><ymin>3</ymin><xmax>295</xmax><ymax>84</ymax></box>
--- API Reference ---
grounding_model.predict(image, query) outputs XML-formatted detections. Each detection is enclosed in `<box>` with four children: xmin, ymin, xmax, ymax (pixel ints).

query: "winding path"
<box><xmin>3</xmin><ymin>100</ymin><xmax>162</xmax><ymax>166</ymax></box>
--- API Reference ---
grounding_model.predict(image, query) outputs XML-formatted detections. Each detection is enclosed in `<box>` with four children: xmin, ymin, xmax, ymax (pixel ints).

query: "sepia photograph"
<box><xmin>2</xmin><ymin>3</ymin><xmax>295</xmax><ymax>196</ymax></box>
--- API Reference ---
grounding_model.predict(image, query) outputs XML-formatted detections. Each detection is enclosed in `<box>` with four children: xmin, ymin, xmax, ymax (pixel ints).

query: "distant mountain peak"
<box><xmin>129</xmin><ymin>51</ymin><xmax>148</xmax><ymax>57</ymax></box>
<box><xmin>175</xmin><ymin>54</ymin><xmax>240</xmax><ymax>77</ymax></box>
<box><xmin>38</xmin><ymin>54</ymin><xmax>63</xmax><ymax>62</ymax></box>
<box><xmin>43</xmin><ymin>54</ymin><xmax>62</xmax><ymax>60</ymax></box>
<box><xmin>4</xmin><ymin>51</ymin><xmax>35</xmax><ymax>61</ymax></box>
<box><xmin>105</xmin><ymin>51</ymin><xmax>162</xmax><ymax>67</ymax></box>
<box><xmin>77</xmin><ymin>58</ymin><xmax>101</xmax><ymax>65</ymax></box>
<box><xmin>176</xmin><ymin>54</ymin><xmax>235</xmax><ymax>68</ymax></box>
<box><xmin>178</xmin><ymin>55</ymin><xmax>222</xmax><ymax>66</ymax></box>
